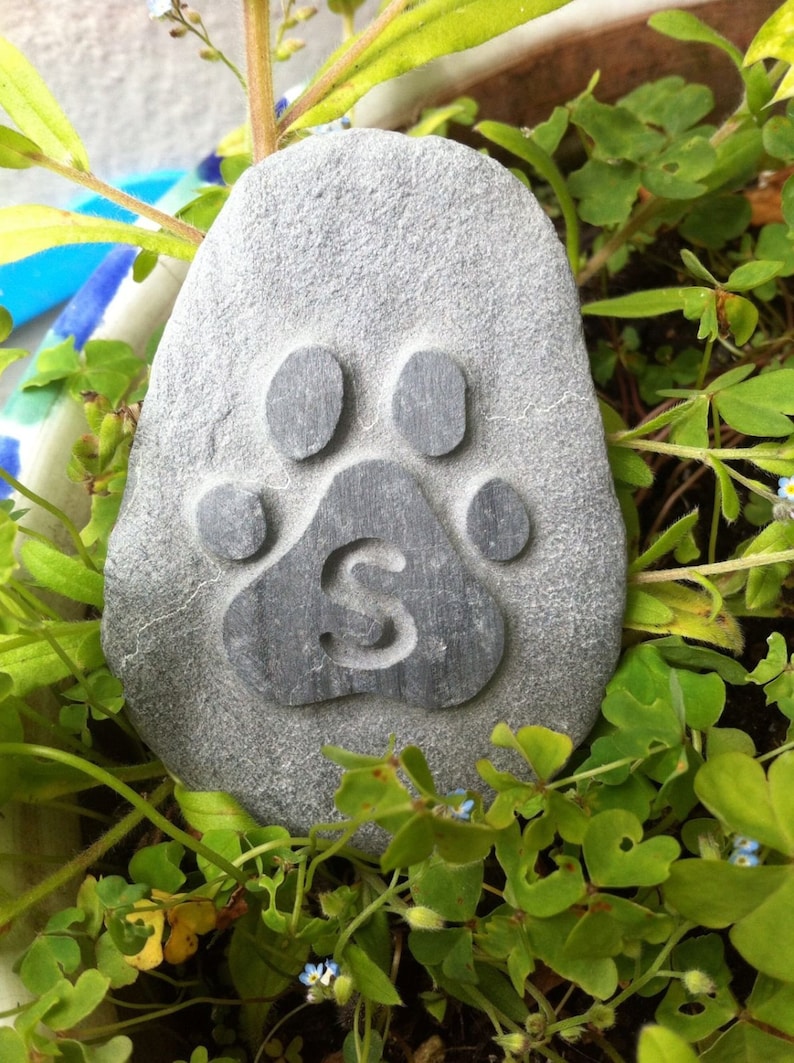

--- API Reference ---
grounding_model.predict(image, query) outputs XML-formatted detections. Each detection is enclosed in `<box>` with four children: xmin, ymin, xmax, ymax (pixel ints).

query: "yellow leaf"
<box><xmin>124</xmin><ymin>903</ymin><xmax>165</xmax><ymax>971</ymax></box>
<box><xmin>624</xmin><ymin>581</ymin><xmax>743</xmax><ymax>652</ymax></box>
<box><xmin>163</xmin><ymin>898</ymin><xmax>217</xmax><ymax>965</ymax></box>
<box><xmin>0</xmin><ymin>204</ymin><xmax>196</xmax><ymax>265</ymax></box>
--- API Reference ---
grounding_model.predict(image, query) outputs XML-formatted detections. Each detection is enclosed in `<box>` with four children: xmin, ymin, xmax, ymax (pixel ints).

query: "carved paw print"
<box><xmin>195</xmin><ymin>346</ymin><xmax>531</xmax><ymax>710</ymax></box>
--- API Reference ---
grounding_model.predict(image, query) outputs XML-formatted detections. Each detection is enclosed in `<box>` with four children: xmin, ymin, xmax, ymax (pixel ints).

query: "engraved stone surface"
<box><xmin>102</xmin><ymin>129</ymin><xmax>626</xmax><ymax>839</ymax></box>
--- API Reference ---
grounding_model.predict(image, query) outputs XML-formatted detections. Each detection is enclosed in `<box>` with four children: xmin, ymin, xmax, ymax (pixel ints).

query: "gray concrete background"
<box><xmin>0</xmin><ymin>1</ymin><xmax>381</xmax><ymax>209</ymax></box>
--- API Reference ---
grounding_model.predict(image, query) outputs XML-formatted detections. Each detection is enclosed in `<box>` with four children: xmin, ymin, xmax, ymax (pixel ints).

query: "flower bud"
<box><xmin>185</xmin><ymin>7</ymin><xmax>202</xmax><ymax>23</ymax></box>
<box><xmin>585</xmin><ymin>1004</ymin><xmax>615</xmax><ymax>1030</ymax></box>
<box><xmin>295</xmin><ymin>6</ymin><xmax>318</xmax><ymax>20</ymax></box>
<box><xmin>199</xmin><ymin>47</ymin><xmax>220</xmax><ymax>61</ymax></box>
<box><xmin>333</xmin><ymin>973</ymin><xmax>354</xmax><ymax>1006</ymax></box>
<box><xmin>525</xmin><ymin>1013</ymin><xmax>546</xmax><ymax>1038</ymax></box>
<box><xmin>559</xmin><ymin>1025</ymin><xmax>584</xmax><ymax>1044</ymax></box>
<box><xmin>275</xmin><ymin>38</ymin><xmax>306</xmax><ymax>61</ymax></box>
<box><xmin>493</xmin><ymin>1032</ymin><xmax>530</xmax><ymax>1055</ymax></box>
<box><xmin>682</xmin><ymin>968</ymin><xmax>716</xmax><ymax>997</ymax></box>
<box><xmin>404</xmin><ymin>906</ymin><xmax>445</xmax><ymax>931</ymax></box>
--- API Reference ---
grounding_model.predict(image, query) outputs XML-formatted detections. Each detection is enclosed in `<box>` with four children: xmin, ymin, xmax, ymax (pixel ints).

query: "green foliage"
<box><xmin>285</xmin><ymin>0</ymin><xmax>575</xmax><ymax>131</ymax></box>
<box><xmin>4</xmin><ymin>3</ymin><xmax>794</xmax><ymax>1062</ymax></box>
<box><xmin>0</xmin><ymin>35</ymin><xmax>89</xmax><ymax>170</ymax></box>
<box><xmin>0</xmin><ymin>203</ymin><xmax>198</xmax><ymax>266</ymax></box>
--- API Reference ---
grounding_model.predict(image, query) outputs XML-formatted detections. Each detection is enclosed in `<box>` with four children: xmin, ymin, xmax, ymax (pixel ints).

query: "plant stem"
<box><xmin>279</xmin><ymin>0</ymin><xmax>411</xmax><ymax>131</ymax></box>
<box><xmin>577</xmin><ymin>196</ymin><xmax>666</xmax><ymax>286</ymax></box>
<box><xmin>0</xmin><ymin>744</ymin><xmax>249</xmax><ymax>898</ymax></box>
<box><xmin>0</xmin><ymin>467</ymin><xmax>96</xmax><ymax>569</ymax></box>
<box><xmin>334</xmin><ymin>869</ymin><xmax>402</xmax><ymax>959</ymax></box>
<box><xmin>608</xmin><ymin>921</ymin><xmax>694</xmax><ymax>1008</ymax></box>
<box><xmin>0</xmin><ymin>778</ymin><xmax>172</xmax><ymax>929</ymax></box>
<box><xmin>631</xmin><ymin>549</ymin><xmax>794</xmax><ymax>584</ymax></box>
<box><xmin>30</xmin><ymin>154</ymin><xmax>204</xmax><ymax>247</ymax></box>
<box><xmin>695</xmin><ymin>335</ymin><xmax>715</xmax><ymax>391</ymax></box>
<box><xmin>708</xmin><ymin>403</ymin><xmax>723</xmax><ymax>565</ymax></box>
<box><xmin>244</xmin><ymin>0</ymin><xmax>278</xmax><ymax>161</ymax></box>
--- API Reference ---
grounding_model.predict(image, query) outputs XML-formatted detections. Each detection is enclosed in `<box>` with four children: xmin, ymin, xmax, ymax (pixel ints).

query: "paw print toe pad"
<box><xmin>266</xmin><ymin>346</ymin><xmax>343</xmax><ymax>459</ymax></box>
<box><xmin>467</xmin><ymin>478</ymin><xmax>530</xmax><ymax>561</ymax></box>
<box><xmin>392</xmin><ymin>349</ymin><xmax>465</xmax><ymax>457</ymax></box>
<box><xmin>196</xmin><ymin>484</ymin><xmax>267</xmax><ymax>561</ymax></box>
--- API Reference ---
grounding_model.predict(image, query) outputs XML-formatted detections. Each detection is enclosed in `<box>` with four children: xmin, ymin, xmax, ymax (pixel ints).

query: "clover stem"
<box><xmin>609</xmin><ymin>921</ymin><xmax>694</xmax><ymax>1008</ymax></box>
<box><xmin>334</xmin><ymin>869</ymin><xmax>402</xmax><ymax>959</ymax></box>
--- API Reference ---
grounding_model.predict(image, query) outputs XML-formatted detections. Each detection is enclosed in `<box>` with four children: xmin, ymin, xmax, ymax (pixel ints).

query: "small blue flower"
<box><xmin>448</xmin><ymin>789</ymin><xmax>475</xmax><ymax>821</ymax></box>
<box><xmin>732</xmin><ymin>835</ymin><xmax>760</xmax><ymax>854</ymax></box>
<box><xmin>300</xmin><ymin>958</ymin><xmax>338</xmax><ymax>988</ymax></box>
<box><xmin>778</xmin><ymin>476</ymin><xmax>794</xmax><ymax>500</ymax></box>
<box><xmin>729</xmin><ymin>850</ymin><xmax>760</xmax><ymax>867</ymax></box>
<box><xmin>299</xmin><ymin>962</ymin><xmax>325</xmax><ymax>987</ymax></box>
<box><xmin>147</xmin><ymin>0</ymin><xmax>174</xmax><ymax>18</ymax></box>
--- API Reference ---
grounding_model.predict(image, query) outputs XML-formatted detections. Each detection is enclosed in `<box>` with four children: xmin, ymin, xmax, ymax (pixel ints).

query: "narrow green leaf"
<box><xmin>624</xmin><ymin>587</ymin><xmax>675</xmax><ymax>626</ymax></box>
<box><xmin>343</xmin><ymin>942</ymin><xmax>402</xmax><ymax>1005</ymax></box>
<box><xmin>649</xmin><ymin>11</ymin><xmax>743</xmax><ymax>69</ymax></box>
<box><xmin>582</xmin><ymin>288</ymin><xmax>699</xmax><ymax>318</ymax></box>
<box><xmin>630</xmin><ymin>511</ymin><xmax>700</xmax><ymax>573</ymax></box>
<box><xmin>0</xmin><ymin>124</ymin><xmax>38</xmax><ymax>169</ymax></box>
<box><xmin>608</xmin><ymin>444</ymin><xmax>654</xmax><ymax>488</ymax></box>
<box><xmin>0</xmin><ymin>205</ymin><xmax>197</xmax><ymax>265</ymax></box>
<box><xmin>400</xmin><ymin>745</ymin><xmax>436</xmax><ymax>794</ymax></box>
<box><xmin>407</xmin><ymin>96</ymin><xmax>478</xmax><ymax>137</ymax></box>
<box><xmin>289</xmin><ymin>0</ymin><xmax>574</xmax><ymax>130</ymax></box>
<box><xmin>681</xmin><ymin>248</ymin><xmax>718</xmax><ymax>286</ymax></box>
<box><xmin>707</xmin><ymin>362</ymin><xmax>757</xmax><ymax>393</ymax></box>
<box><xmin>710</xmin><ymin>458</ymin><xmax>740</xmax><ymax>521</ymax></box>
<box><xmin>0</xmin><ymin>36</ymin><xmax>89</xmax><ymax>169</ymax></box>
<box><xmin>727</xmin><ymin>259</ymin><xmax>784</xmax><ymax>292</ymax></box>
<box><xmin>0</xmin><ymin>621</ymin><xmax>103</xmax><ymax>695</ymax></box>
<box><xmin>21</xmin><ymin>539</ymin><xmax>104</xmax><ymax>608</ymax></box>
